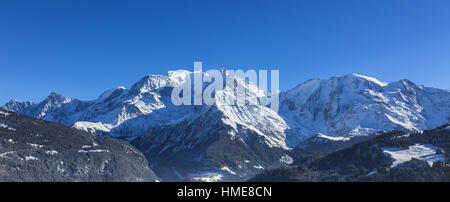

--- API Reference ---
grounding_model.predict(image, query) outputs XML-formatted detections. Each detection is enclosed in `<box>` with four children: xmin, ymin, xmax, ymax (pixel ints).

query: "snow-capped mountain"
<box><xmin>2</xmin><ymin>70</ymin><xmax>291</xmax><ymax>181</ymax></box>
<box><xmin>279</xmin><ymin>73</ymin><xmax>450</xmax><ymax>147</ymax></box>
<box><xmin>2</xmin><ymin>100</ymin><xmax>34</xmax><ymax>113</ymax></box>
<box><xmin>2</xmin><ymin>72</ymin><xmax>449</xmax><ymax>181</ymax></box>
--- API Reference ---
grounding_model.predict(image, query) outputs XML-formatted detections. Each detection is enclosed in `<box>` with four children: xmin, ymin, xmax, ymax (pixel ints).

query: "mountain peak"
<box><xmin>47</xmin><ymin>91</ymin><xmax>65</xmax><ymax>99</ymax></box>
<box><xmin>98</xmin><ymin>86</ymin><xmax>127</xmax><ymax>100</ymax></box>
<box><xmin>346</xmin><ymin>73</ymin><xmax>388</xmax><ymax>87</ymax></box>
<box><xmin>1</xmin><ymin>99</ymin><xmax>34</xmax><ymax>112</ymax></box>
<box><xmin>386</xmin><ymin>79</ymin><xmax>420</xmax><ymax>91</ymax></box>
<box><xmin>129</xmin><ymin>74</ymin><xmax>171</xmax><ymax>94</ymax></box>
<box><xmin>44</xmin><ymin>92</ymin><xmax>68</xmax><ymax>104</ymax></box>
<box><xmin>129</xmin><ymin>70</ymin><xmax>209</xmax><ymax>95</ymax></box>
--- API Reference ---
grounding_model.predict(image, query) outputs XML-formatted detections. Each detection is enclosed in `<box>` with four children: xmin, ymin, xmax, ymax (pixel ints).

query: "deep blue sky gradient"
<box><xmin>1</xmin><ymin>0</ymin><xmax>449</xmax><ymax>104</ymax></box>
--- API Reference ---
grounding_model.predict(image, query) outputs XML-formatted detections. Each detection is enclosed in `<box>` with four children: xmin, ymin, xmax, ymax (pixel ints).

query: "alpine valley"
<box><xmin>2</xmin><ymin>71</ymin><xmax>449</xmax><ymax>182</ymax></box>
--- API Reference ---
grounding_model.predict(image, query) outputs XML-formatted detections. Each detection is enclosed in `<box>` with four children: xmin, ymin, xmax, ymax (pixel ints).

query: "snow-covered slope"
<box><xmin>279</xmin><ymin>73</ymin><xmax>450</xmax><ymax>146</ymax></box>
<box><xmin>382</xmin><ymin>144</ymin><xmax>445</xmax><ymax>167</ymax></box>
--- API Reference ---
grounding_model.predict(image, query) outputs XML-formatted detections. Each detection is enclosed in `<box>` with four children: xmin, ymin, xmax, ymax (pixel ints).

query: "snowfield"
<box><xmin>253</xmin><ymin>165</ymin><xmax>264</xmax><ymax>170</ymax></box>
<box><xmin>45</xmin><ymin>150</ymin><xmax>59</xmax><ymax>155</ymax></box>
<box><xmin>0</xmin><ymin>111</ymin><xmax>11</xmax><ymax>116</ymax></box>
<box><xmin>78</xmin><ymin>149</ymin><xmax>110</xmax><ymax>153</ymax></box>
<box><xmin>0</xmin><ymin>123</ymin><xmax>16</xmax><ymax>131</ymax></box>
<box><xmin>0</xmin><ymin>151</ymin><xmax>15</xmax><ymax>159</ymax></box>
<box><xmin>25</xmin><ymin>155</ymin><xmax>39</xmax><ymax>161</ymax></box>
<box><xmin>73</xmin><ymin>121</ymin><xmax>113</xmax><ymax>135</ymax></box>
<box><xmin>279</xmin><ymin>154</ymin><xmax>294</xmax><ymax>164</ymax></box>
<box><xmin>315</xmin><ymin>133</ymin><xmax>350</xmax><ymax>142</ymax></box>
<box><xmin>27</xmin><ymin>143</ymin><xmax>45</xmax><ymax>149</ymax></box>
<box><xmin>382</xmin><ymin>144</ymin><xmax>445</xmax><ymax>167</ymax></box>
<box><xmin>220</xmin><ymin>166</ymin><xmax>237</xmax><ymax>175</ymax></box>
<box><xmin>189</xmin><ymin>172</ymin><xmax>223</xmax><ymax>182</ymax></box>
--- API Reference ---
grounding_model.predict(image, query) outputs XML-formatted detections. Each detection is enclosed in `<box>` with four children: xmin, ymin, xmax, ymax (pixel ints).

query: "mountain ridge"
<box><xmin>2</xmin><ymin>72</ymin><xmax>449</xmax><ymax>181</ymax></box>
<box><xmin>0</xmin><ymin>109</ymin><xmax>159</xmax><ymax>182</ymax></box>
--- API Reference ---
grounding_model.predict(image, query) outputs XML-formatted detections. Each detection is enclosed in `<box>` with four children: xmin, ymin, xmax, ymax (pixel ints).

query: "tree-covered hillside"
<box><xmin>251</xmin><ymin>124</ymin><xmax>450</xmax><ymax>182</ymax></box>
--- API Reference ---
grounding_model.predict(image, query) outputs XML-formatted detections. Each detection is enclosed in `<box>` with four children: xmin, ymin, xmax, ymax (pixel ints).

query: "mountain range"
<box><xmin>2</xmin><ymin>71</ymin><xmax>449</xmax><ymax>181</ymax></box>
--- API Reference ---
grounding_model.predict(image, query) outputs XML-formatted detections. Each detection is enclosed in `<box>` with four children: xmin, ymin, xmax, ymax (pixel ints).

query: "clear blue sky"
<box><xmin>1</xmin><ymin>0</ymin><xmax>449</xmax><ymax>104</ymax></box>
